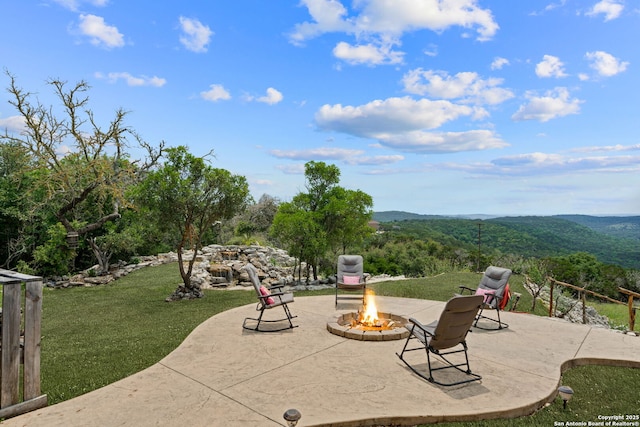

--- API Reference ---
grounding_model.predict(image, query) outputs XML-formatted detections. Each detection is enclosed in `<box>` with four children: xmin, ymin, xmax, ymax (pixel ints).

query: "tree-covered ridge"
<box><xmin>376</xmin><ymin>215</ymin><xmax>640</xmax><ymax>270</ymax></box>
<box><xmin>372</xmin><ymin>211</ymin><xmax>449</xmax><ymax>222</ymax></box>
<box><xmin>555</xmin><ymin>214</ymin><xmax>640</xmax><ymax>241</ymax></box>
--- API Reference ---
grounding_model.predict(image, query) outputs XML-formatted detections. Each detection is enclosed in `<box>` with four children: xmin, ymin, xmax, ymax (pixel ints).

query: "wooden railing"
<box><xmin>0</xmin><ymin>269</ymin><xmax>47</xmax><ymax>419</ymax></box>
<box><xmin>547</xmin><ymin>277</ymin><xmax>638</xmax><ymax>331</ymax></box>
<box><xmin>618</xmin><ymin>287</ymin><xmax>640</xmax><ymax>331</ymax></box>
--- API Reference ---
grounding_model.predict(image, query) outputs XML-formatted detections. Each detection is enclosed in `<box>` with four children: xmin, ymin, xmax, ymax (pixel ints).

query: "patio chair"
<box><xmin>396</xmin><ymin>294</ymin><xmax>484</xmax><ymax>386</ymax></box>
<box><xmin>459</xmin><ymin>266</ymin><xmax>512</xmax><ymax>330</ymax></box>
<box><xmin>335</xmin><ymin>255</ymin><xmax>367</xmax><ymax>306</ymax></box>
<box><xmin>242</xmin><ymin>263</ymin><xmax>298</xmax><ymax>332</ymax></box>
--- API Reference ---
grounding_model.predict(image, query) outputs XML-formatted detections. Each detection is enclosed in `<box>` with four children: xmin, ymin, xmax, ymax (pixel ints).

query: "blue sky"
<box><xmin>1</xmin><ymin>0</ymin><xmax>639</xmax><ymax>216</ymax></box>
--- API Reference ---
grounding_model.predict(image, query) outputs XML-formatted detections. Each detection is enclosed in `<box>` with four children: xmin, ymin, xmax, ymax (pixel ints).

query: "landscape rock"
<box><xmin>528</xmin><ymin>283</ymin><xmax>613</xmax><ymax>328</ymax></box>
<box><xmin>50</xmin><ymin>245</ymin><xmax>309</xmax><ymax>292</ymax></box>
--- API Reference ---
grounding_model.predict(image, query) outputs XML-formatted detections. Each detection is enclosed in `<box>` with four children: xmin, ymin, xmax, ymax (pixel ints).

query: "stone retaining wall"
<box><xmin>56</xmin><ymin>245</ymin><xmax>314</xmax><ymax>290</ymax></box>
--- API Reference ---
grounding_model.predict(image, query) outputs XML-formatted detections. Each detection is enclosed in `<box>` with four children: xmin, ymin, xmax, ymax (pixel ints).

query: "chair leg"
<box><xmin>397</xmin><ymin>336</ymin><xmax>482</xmax><ymax>386</ymax></box>
<box><xmin>282</xmin><ymin>303</ymin><xmax>297</xmax><ymax>329</ymax></box>
<box><xmin>473</xmin><ymin>306</ymin><xmax>509</xmax><ymax>330</ymax></box>
<box><xmin>425</xmin><ymin>345</ymin><xmax>435</xmax><ymax>383</ymax></box>
<box><xmin>335</xmin><ymin>288</ymin><xmax>366</xmax><ymax>307</ymax></box>
<box><xmin>243</xmin><ymin>303</ymin><xmax>298</xmax><ymax>332</ymax></box>
<box><xmin>425</xmin><ymin>345</ymin><xmax>482</xmax><ymax>386</ymax></box>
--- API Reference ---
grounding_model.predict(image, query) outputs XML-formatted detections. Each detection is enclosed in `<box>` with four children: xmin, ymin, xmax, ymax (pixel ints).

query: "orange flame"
<box><xmin>359</xmin><ymin>289</ymin><xmax>379</xmax><ymax>326</ymax></box>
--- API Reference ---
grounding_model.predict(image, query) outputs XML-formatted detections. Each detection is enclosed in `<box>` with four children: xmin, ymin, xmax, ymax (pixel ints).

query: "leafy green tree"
<box><xmin>0</xmin><ymin>140</ymin><xmax>33</xmax><ymax>267</ymax></box>
<box><xmin>271</xmin><ymin>202</ymin><xmax>324</xmax><ymax>281</ymax></box>
<box><xmin>324</xmin><ymin>186</ymin><xmax>373</xmax><ymax>254</ymax></box>
<box><xmin>230</xmin><ymin>193</ymin><xmax>280</xmax><ymax>245</ymax></box>
<box><xmin>1</xmin><ymin>72</ymin><xmax>163</xmax><ymax>274</ymax></box>
<box><xmin>548</xmin><ymin>252</ymin><xmax>602</xmax><ymax>288</ymax></box>
<box><xmin>135</xmin><ymin>146</ymin><xmax>250</xmax><ymax>300</ymax></box>
<box><xmin>270</xmin><ymin>161</ymin><xmax>373</xmax><ymax>280</ymax></box>
<box><xmin>31</xmin><ymin>222</ymin><xmax>75</xmax><ymax>276</ymax></box>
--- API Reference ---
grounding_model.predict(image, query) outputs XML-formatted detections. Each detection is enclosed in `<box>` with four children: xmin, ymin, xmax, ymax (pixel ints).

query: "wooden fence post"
<box><xmin>0</xmin><ymin>269</ymin><xmax>48</xmax><ymax>419</ymax></box>
<box><xmin>618</xmin><ymin>287</ymin><xmax>640</xmax><ymax>332</ymax></box>
<box><xmin>548</xmin><ymin>280</ymin><xmax>554</xmax><ymax>317</ymax></box>
<box><xmin>629</xmin><ymin>296</ymin><xmax>636</xmax><ymax>331</ymax></box>
<box><xmin>1</xmin><ymin>281</ymin><xmax>21</xmax><ymax>408</ymax></box>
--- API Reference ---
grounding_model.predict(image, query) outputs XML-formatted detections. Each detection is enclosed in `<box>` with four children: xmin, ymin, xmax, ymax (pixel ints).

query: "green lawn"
<box><xmin>38</xmin><ymin>263</ymin><xmax>639</xmax><ymax>425</ymax></box>
<box><xmin>41</xmin><ymin>263</ymin><xmax>255</xmax><ymax>403</ymax></box>
<box><xmin>590</xmin><ymin>300</ymin><xmax>640</xmax><ymax>332</ymax></box>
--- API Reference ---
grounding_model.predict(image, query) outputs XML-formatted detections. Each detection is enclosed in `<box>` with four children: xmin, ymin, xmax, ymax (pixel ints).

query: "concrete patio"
<box><xmin>2</xmin><ymin>295</ymin><xmax>639</xmax><ymax>427</ymax></box>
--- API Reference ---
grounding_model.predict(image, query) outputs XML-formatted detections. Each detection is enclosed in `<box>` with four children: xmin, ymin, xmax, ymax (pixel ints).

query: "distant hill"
<box><xmin>373</xmin><ymin>211</ymin><xmax>499</xmax><ymax>222</ymax></box>
<box><xmin>373</xmin><ymin>212</ymin><xmax>640</xmax><ymax>269</ymax></box>
<box><xmin>555</xmin><ymin>214</ymin><xmax>640</xmax><ymax>241</ymax></box>
<box><xmin>373</xmin><ymin>211</ymin><xmax>448</xmax><ymax>222</ymax></box>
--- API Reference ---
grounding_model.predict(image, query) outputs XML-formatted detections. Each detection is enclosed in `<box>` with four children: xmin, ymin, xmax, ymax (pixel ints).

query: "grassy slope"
<box><xmin>41</xmin><ymin>263</ymin><xmax>255</xmax><ymax>402</ymax></box>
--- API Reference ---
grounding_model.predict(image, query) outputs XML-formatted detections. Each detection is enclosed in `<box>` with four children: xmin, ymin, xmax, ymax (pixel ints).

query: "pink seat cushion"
<box><xmin>475</xmin><ymin>287</ymin><xmax>495</xmax><ymax>303</ymax></box>
<box><xmin>259</xmin><ymin>286</ymin><xmax>275</xmax><ymax>305</ymax></box>
<box><xmin>342</xmin><ymin>275</ymin><xmax>360</xmax><ymax>285</ymax></box>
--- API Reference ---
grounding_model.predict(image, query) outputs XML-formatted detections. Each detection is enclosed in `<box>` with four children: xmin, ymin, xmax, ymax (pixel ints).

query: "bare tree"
<box><xmin>2</xmin><ymin>71</ymin><xmax>163</xmax><ymax>273</ymax></box>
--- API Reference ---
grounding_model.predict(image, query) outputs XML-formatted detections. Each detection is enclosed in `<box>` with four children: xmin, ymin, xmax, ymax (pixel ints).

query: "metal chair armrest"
<box><xmin>408</xmin><ymin>318</ymin><xmax>435</xmax><ymax>338</ymax></box>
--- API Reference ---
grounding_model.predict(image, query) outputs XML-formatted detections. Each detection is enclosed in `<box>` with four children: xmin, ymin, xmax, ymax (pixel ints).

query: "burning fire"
<box><xmin>358</xmin><ymin>290</ymin><xmax>380</xmax><ymax>326</ymax></box>
<box><xmin>346</xmin><ymin>290</ymin><xmax>397</xmax><ymax>330</ymax></box>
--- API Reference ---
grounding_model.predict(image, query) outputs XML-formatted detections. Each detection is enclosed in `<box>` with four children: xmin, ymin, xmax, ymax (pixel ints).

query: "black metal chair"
<box><xmin>396</xmin><ymin>295</ymin><xmax>484</xmax><ymax>386</ymax></box>
<box><xmin>459</xmin><ymin>266</ymin><xmax>512</xmax><ymax>330</ymax></box>
<box><xmin>335</xmin><ymin>254</ymin><xmax>367</xmax><ymax>307</ymax></box>
<box><xmin>242</xmin><ymin>263</ymin><xmax>297</xmax><ymax>332</ymax></box>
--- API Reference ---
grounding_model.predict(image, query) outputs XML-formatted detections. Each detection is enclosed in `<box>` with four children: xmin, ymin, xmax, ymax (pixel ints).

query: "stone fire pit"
<box><xmin>327</xmin><ymin>311</ymin><xmax>410</xmax><ymax>341</ymax></box>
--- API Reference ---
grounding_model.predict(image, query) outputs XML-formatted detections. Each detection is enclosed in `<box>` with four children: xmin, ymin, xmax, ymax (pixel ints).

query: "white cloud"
<box><xmin>96</xmin><ymin>72</ymin><xmax>166</xmax><ymax>87</ymax></box>
<box><xmin>423</xmin><ymin>44</ymin><xmax>438</xmax><ymax>57</ymax></box>
<box><xmin>200</xmin><ymin>84</ymin><xmax>231</xmax><ymax>102</ymax></box>
<box><xmin>402</xmin><ymin>69</ymin><xmax>514</xmax><ymax>105</ymax></box>
<box><xmin>585</xmin><ymin>51</ymin><xmax>629</xmax><ymax>77</ymax></box>
<box><xmin>512</xmin><ymin>87</ymin><xmax>582</xmax><ymax>122</ymax></box>
<box><xmin>571</xmin><ymin>144</ymin><xmax>640</xmax><ymax>153</ymax></box>
<box><xmin>345</xmin><ymin>155</ymin><xmax>405</xmax><ymax>165</ymax></box>
<box><xmin>314</xmin><ymin>97</ymin><xmax>507</xmax><ymax>153</ymax></box>
<box><xmin>333</xmin><ymin>41</ymin><xmax>403</xmax><ymax>65</ymax></box>
<box><xmin>442</xmin><ymin>152</ymin><xmax>640</xmax><ymax>176</ymax></box>
<box><xmin>0</xmin><ymin>115</ymin><xmax>26</xmax><ymax>132</ymax></box>
<box><xmin>56</xmin><ymin>145</ymin><xmax>72</xmax><ymax>158</ymax></box>
<box><xmin>179</xmin><ymin>16</ymin><xmax>213</xmax><ymax>53</ymax></box>
<box><xmin>275</xmin><ymin>163</ymin><xmax>306</xmax><ymax>174</ymax></box>
<box><xmin>269</xmin><ymin>147</ymin><xmax>404</xmax><ymax>165</ymax></box>
<box><xmin>352</xmin><ymin>0</ymin><xmax>498</xmax><ymax>41</ymax></box>
<box><xmin>256</xmin><ymin>88</ymin><xmax>284</xmax><ymax>105</ymax></box>
<box><xmin>289</xmin><ymin>0</ymin><xmax>352</xmax><ymax>46</ymax></box>
<box><xmin>77</xmin><ymin>14</ymin><xmax>124</xmax><ymax>48</ymax></box>
<box><xmin>53</xmin><ymin>0</ymin><xmax>108</xmax><ymax>12</ymax></box>
<box><xmin>270</xmin><ymin>147</ymin><xmax>364</xmax><ymax>160</ymax></box>
<box><xmin>535</xmin><ymin>55</ymin><xmax>568</xmax><ymax>78</ymax></box>
<box><xmin>586</xmin><ymin>0</ymin><xmax>624</xmax><ymax>21</ymax></box>
<box><xmin>491</xmin><ymin>57</ymin><xmax>510</xmax><ymax>70</ymax></box>
<box><xmin>529</xmin><ymin>1</ymin><xmax>567</xmax><ymax>16</ymax></box>
<box><xmin>315</xmin><ymin>96</ymin><xmax>475</xmax><ymax>135</ymax></box>
<box><xmin>375</xmin><ymin>129</ymin><xmax>507</xmax><ymax>153</ymax></box>
<box><xmin>252</xmin><ymin>179</ymin><xmax>274</xmax><ymax>186</ymax></box>
<box><xmin>289</xmin><ymin>0</ymin><xmax>499</xmax><ymax>65</ymax></box>
<box><xmin>508</xmin><ymin>153</ymin><xmax>639</xmax><ymax>174</ymax></box>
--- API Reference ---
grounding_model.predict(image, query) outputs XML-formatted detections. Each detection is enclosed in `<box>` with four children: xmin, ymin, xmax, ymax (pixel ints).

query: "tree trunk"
<box><xmin>87</xmin><ymin>238</ymin><xmax>110</xmax><ymax>275</ymax></box>
<box><xmin>176</xmin><ymin>243</ymin><xmax>191</xmax><ymax>288</ymax></box>
<box><xmin>166</xmin><ymin>235</ymin><xmax>204</xmax><ymax>301</ymax></box>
